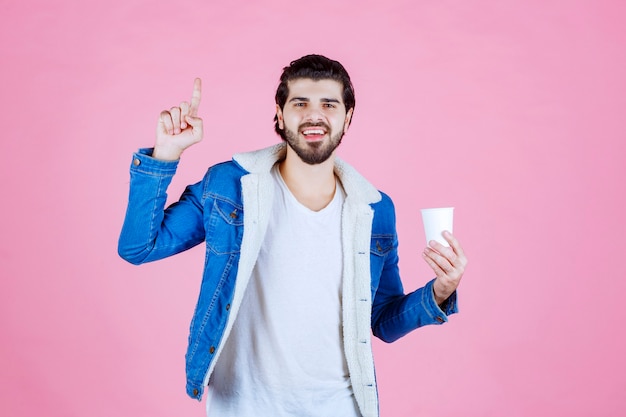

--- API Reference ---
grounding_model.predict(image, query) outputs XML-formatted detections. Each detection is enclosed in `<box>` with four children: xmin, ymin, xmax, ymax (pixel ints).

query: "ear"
<box><xmin>343</xmin><ymin>108</ymin><xmax>354</xmax><ymax>131</ymax></box>
<box><xmin>276</xmin><ymin>104</ymin><xmax>284</xmax><ymax>130</ymax></box>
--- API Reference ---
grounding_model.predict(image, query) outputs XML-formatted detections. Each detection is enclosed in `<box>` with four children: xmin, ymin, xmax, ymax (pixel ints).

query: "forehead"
<box><xmin>286</xmin><ymin>78</ymin><xmax>344</xmax><ymax>102</ymax></box>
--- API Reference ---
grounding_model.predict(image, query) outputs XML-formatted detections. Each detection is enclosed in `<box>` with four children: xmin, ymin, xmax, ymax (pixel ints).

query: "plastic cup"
<box><xmin>421</xmin><ymin>207</ymin><xmax>454</xmax><ymax>247</ymax></box>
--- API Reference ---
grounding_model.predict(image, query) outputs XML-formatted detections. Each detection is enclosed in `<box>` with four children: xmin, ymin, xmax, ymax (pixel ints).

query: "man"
<box><xmin>118</xmin><ymin>54</ymin><xmax>467</xmax><ymax>417</ymax></box>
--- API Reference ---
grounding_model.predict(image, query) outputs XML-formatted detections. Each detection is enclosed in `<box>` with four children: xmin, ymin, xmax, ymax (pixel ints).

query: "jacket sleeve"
<box><xmin>370</xmin><ymin>194</ymin><xmax>458</xmax><ymax>343</ymax></box>
<box><xmin>118</xmin><ymin>149</ymin><xmax>206</xmax><ymax>265</ymax></box>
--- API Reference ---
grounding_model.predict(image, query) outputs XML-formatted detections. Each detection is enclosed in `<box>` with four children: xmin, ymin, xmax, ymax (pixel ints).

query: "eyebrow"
<box><xmin>288</xmin><ymin>97</ymin><xmax>341</xmax><ymax>104</ymax></box>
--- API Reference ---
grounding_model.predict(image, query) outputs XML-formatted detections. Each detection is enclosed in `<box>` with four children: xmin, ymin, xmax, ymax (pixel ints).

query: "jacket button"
<box><xmin>133</xmin><ymin>158</ymin><xmax>141</xmax><ymax>166</ymax></box>
<box><xmin>193</xmin><ymin>389</ymin><xmax>199</xmax><ymax>396</ymax></box>
<box><xmin>225</xmin><ymin>304</ymin><xmax>230</xmax><ymax>311</ymax></box>
<box><xmin>209</xmin><ymin>346</ymin><xmax>215</xmax><ymax>354</ymax></box>
<box><xmin>436</xmin><ymin>316</ymin><xmax>444</xmax><ymax>323</ymax></box>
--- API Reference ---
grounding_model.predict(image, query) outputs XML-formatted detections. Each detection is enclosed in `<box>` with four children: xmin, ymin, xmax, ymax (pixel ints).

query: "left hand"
<box><xmin>422</xmin><ymin>231</ymin><xmax>468</xmax><ymax>305</ymax></box>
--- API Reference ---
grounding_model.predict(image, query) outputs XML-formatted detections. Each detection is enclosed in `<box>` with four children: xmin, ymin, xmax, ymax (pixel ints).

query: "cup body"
<box><xmin>421</xmin><ymin>207</ymin><xmax>454</xmax><ymax>247</ymax></box>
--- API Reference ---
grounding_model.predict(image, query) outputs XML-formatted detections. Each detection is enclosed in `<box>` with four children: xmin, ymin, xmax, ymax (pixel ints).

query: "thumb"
<box><xmin>185</xmin><ymin>115</ymin><xmax>203</xmax><ymax>139</ymax></box>
<box><xmin>185</xmin><ymin>115</ymin><xmax>202</xmax><ymax>127</ymax></box>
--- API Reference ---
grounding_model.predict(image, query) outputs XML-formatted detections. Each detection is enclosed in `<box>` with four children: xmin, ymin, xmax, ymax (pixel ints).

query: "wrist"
<box><xmin>152</xmin><ymin>146</ymin><xmax>182</xmax><ymax>161</ymax></box>
<box><xmin>432</xmin><ymin>282</ymin><xmax>448</xmax><ymax>306</ymax></box>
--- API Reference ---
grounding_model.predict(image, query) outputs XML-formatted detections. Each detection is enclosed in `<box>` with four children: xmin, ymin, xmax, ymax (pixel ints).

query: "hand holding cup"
<box><xmin>420</xmin><ymin>207</ymin><xmax>467</xmax><ymax>305</ymax></box>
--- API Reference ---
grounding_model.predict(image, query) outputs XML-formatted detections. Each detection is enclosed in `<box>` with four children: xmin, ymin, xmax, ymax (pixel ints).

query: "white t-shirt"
<box><xmin>206</xmin><ymin>165</ymin><xmax>360</xmax><ymax>417</ymax></box>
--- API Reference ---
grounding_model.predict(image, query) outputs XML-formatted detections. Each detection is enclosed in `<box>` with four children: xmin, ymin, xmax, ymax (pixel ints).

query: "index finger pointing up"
<box><xmin>190</xmin><ymin>78</ymin><xmax>202</xmax><ymax>116</ymax></box>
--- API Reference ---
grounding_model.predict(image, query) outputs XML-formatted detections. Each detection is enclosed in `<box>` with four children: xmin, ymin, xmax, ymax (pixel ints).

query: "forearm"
<box><xmin>118</xmin><ymin>149</ymin><xmax>204</xmax><ymax>264</ymax></box>
<box><xmin>371</xmin><ymin>279</ymin><xmax>458</xmax><ymax>343</ymax></box>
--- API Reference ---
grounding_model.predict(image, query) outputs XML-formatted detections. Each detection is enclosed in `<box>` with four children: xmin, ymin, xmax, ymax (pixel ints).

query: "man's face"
<box><xmin>276</xmin><ymin>78</ymin><xmax>353</xmax><ymax>165</ymax></box>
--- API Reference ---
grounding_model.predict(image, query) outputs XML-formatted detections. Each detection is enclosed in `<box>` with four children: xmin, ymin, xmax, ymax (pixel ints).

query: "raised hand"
<box><xmin>153</xmin><ymin>78</ymin><xmax>203</xmax><ymax>161</ymax></box>
<box><xmin>422</xmin><ymin>231</ymin><xmax>468</xmax><ymax>305</ymax></box>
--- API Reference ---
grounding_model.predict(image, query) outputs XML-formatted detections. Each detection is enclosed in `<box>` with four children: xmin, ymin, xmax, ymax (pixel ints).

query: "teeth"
<box><xmin>303</xmin><ymin>129</ymin><xmax>325</xmax><ymax>135</ymax></box>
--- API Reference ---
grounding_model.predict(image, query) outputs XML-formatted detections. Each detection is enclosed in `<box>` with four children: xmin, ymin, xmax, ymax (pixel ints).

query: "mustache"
<box><xmin>299</xmin><ymin>122</ymin><xmax>330</xmax><ymax>131</ymax></box>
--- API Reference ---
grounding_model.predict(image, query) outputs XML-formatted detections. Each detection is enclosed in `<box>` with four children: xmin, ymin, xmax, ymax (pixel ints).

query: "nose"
<box><xmin>304</xmin><ymin>105</ymin><xmax>324</xmax><ymax>122</ymax></box>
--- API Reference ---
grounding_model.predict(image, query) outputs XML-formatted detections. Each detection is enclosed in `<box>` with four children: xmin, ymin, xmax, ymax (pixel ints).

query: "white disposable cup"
<box><xmin>421</xmin><ymin>207</ymin><xmax>454</xmax><ymax>247</ymax></box>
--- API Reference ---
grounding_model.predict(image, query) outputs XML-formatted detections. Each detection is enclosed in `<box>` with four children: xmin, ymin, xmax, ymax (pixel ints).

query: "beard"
<box><xmin>283</xmin><ymin>122</ymin><xmax>345</xmax><ymax>165</ymax></box>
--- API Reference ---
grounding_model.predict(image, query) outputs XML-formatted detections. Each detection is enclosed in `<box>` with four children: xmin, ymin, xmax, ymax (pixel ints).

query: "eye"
<box><xmin>293</xmin><ymin>102</ymin><xmax>306</xmax><ymax>107</ymax></box>
<box><xmin>323</xmin><ymin>103</ymin><xmax>337</xmax><ymax>109</ymax></box>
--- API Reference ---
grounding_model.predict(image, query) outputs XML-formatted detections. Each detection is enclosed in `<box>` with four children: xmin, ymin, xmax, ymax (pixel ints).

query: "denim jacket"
<box><xmin>118</xmin><ymin>143</ymin><xmax>457</xmax><ymax>417</ymax></box>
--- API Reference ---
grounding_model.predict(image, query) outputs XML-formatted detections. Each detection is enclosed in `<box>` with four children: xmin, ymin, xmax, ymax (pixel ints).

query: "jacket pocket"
<box><xmin>370</xmin><ymin>234</ymin><xmax>394</xmax><ymax>256</ymax></box>
<box><xmin>205</xmin><ymin>197</ymin><xmax>244</xmax><ymax>255</ymax></box>
<box><xmin>369</xmin><ymin>234</ymin><xmax>394</xmax><ymax>292</ymax></box>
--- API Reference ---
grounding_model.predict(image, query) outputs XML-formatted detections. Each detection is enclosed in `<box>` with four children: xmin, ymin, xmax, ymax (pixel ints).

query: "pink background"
<box><xmin>1</xmin><ymin>1</ymin><xmax>625</xmax><ymax>416</ymax></box>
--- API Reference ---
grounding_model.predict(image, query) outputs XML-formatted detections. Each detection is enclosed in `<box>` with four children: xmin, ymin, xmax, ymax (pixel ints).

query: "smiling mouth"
<box><xmin>302</xmin><ymin>128</ymin><xmax>326</xmax><ymax>136</ymax></box>
<box><xmin>300</xmin><ymin>124</ymin><xmax>329</xmax><ymax>140</ymax></box>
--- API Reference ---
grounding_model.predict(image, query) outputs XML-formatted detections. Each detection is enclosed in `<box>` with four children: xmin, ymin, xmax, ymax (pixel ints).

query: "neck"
<box><xmin>279</xmin><ymin>147</ymin><xmax>337</xmax><ymax>211</ymax></box>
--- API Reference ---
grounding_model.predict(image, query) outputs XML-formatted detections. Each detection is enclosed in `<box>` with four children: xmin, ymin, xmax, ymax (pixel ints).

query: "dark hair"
<box><xmin>274</xmin><ymin>54</ymin><xmax>355</xmax><ymax>138</ymax></box>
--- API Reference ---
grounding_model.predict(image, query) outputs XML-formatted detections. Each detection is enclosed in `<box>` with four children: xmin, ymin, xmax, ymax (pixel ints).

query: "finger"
<box><xmin>443</xmin><ymin>231</ymin><xmax>468</xmax><ymax>267</ymax></box>
<box><xmin>185</xmin><ymin>115</ymin><xmax>203</xmax><ymax>138</ymax></box>
<box><xmin>170</xmin><ymin>106</ymin><xmax>182</xmax><ymax>134</ymax></box>
<box><xmin>190</xmin><ymin>78</ymin><xmax>202</xmax><ymax>117</ymax></box>
<box><xmin>159</xmin><ymin>111</ymin><xmax>174</xmax><ymax>135</ymax></box>
<box><xmin>422</xmin><ymin>250</ymin><xmax>446</xmax><ymax>277</ymax></box>
<box><xmin>443</xmin><ymin>231</ymin><xmax>465</xmax><ymax>255</ymax></box>
<box><xmin>428</xmin><ymin>239</ymin><xmax>456</xmax><ymax>263</ymax></box>
<box><xmin>423</xmin><ymin>247</ymin><xmax>454</xmax><ymax>274</ymax></box>
<box><xmin>179</xmin><ymin>101</ymin><xmax>190</xmax><ymax>129</ymax></box>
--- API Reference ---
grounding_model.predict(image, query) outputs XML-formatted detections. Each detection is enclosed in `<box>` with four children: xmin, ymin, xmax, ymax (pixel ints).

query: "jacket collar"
<box><xmin>233</xmin><ymin>143</ymin><xmax>382</xmax><ymax>205</ymax></box>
